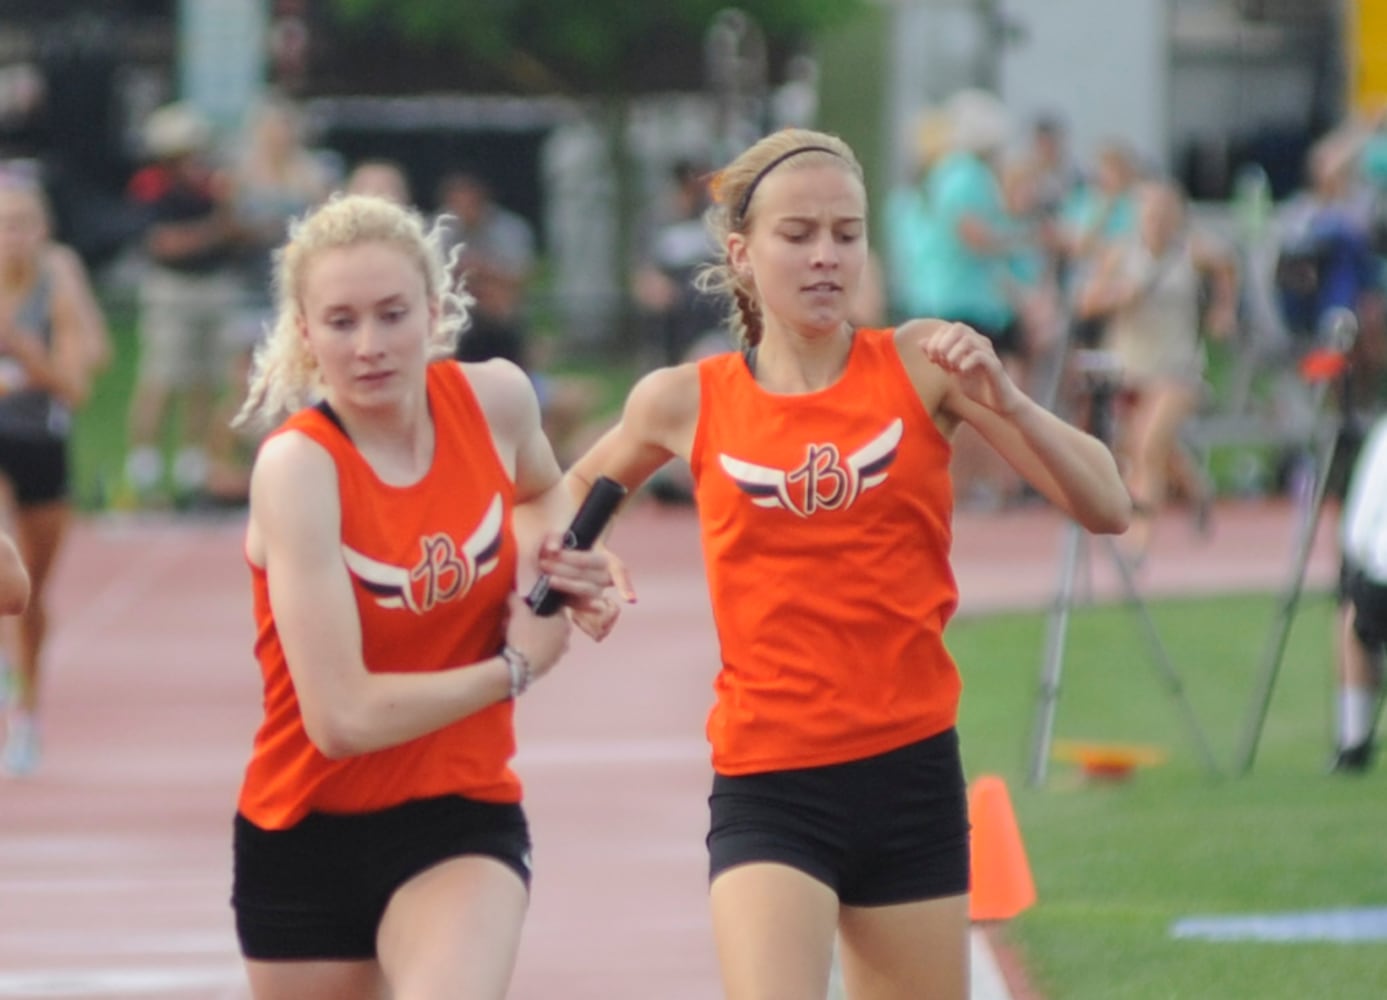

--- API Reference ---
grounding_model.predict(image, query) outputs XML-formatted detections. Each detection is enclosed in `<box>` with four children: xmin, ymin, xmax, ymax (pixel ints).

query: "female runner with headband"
<box><xmin>567</xmin><ymin>129</ymin><xmax>1130</xmax><ymax>999</ymax></box>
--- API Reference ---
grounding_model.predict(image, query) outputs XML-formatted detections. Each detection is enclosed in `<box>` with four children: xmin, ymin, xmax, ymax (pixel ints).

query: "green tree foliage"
<box><xmin>329</xmin><ymin>0</ymin><xmax>865</xmax><ymax>93</ymax></box>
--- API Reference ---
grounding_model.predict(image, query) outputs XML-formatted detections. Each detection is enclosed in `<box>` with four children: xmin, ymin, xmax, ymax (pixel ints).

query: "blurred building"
<box><xmin>0</xmin><ymin>2</ymin><xmax>173</xmax><ymax>266</ymax></box>
<box><xmin>887</xmin><ymin>0</ymin><xmax>1350</xmax><ymax>200</ymax></box>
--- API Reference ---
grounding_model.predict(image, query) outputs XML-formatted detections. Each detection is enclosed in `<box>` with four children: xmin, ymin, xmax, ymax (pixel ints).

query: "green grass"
<box><xmin>70</xmin><ymin>303</ymin><xmax>141</xmax><ymax>511</ymax></box>
<box><xmin>951</xmin><ymin>592</ymin><xmax>1387</xmax><ymax>999</ymax></box>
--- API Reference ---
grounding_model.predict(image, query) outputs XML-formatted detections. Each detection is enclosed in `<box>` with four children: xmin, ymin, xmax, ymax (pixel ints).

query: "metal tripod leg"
<box><xmin>1026</xmin><ymin>519</ymin><xmax>1086</xmax><ymax>787</ymax></box>
<box><xmin>1100</xmin><ymin>536</ymin><xmax>1224</xmax><ymax>778</ymax></box>
<box><xmin>1026</xmin><ymin>521</ymin><xmax>1225</xmax><ymax>786</ymax></box>
<box><xmin>1234</xmin><ymin>410</ymin><xmax>1340</xmax><ymax>775</ymax></box>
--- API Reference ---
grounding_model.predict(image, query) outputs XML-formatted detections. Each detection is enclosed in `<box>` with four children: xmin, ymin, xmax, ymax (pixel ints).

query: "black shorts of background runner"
<box><xmin>1340</xmin><ymin>558</ymin><xmax>1387</xmax><ymax>651</ymax></box>
<box><xmin>0</xmin><ymin>433</ymin><xmax>68</xmax><ymax>507</ymax></box>
<box><xmin>707</xmin><ymin>728</ymin><xmax>970</xmax><ymax>907</ymax></box>
<box><xmin>232</xmin><ymin>794</ymin><xmax>531</xmax><ymax>960</ymax></box>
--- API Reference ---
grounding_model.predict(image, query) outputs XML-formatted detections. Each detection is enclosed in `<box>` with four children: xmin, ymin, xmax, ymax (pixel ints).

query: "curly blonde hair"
<box><xmin>232</xmin><ymin>193</ymin><xmax>473</xmax><ymax>430</ymax></box>
<box><xmin>695</xmin><ymin>129</ymin><xmax>864</xmax><ymax>348</ymax></box>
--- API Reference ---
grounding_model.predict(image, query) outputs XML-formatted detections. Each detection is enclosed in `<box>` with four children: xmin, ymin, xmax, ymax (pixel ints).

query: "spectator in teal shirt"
<box><xmin>919</xmin><ymin>89</ymin><xmax>1037</xmax><ymax>508</ymax></box>
<box><xmin>1060</xmin><ymin>140</ymin><xmax>1141</xmax><ymax>260</ymax></box>
<box><xmin>1058</xmin><ymin>140</ymin><xmax>1143</xmax><ymax>348</ymax></box>
<box><xmin>884</xmin><ymin>107</ymin><xmax>953</xmax><ymax>321</ymax></box>
<box><xmin>921</xmin><ymin>90</ymin><xmax>1021</xmax><ymax>352</ymax></box>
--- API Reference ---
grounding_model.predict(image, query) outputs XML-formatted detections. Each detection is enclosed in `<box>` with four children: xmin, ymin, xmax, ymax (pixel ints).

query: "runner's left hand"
<box><xmin>918</xmin><ymin>321</ymin><xmax>1023</xmax><ymax>417</ymax></box>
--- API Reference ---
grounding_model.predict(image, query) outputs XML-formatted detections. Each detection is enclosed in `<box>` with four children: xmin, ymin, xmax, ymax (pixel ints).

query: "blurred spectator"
<box><xmin>1357</xmin><ymin>105</ymin><xmax>1387</xmax><ymax>199</ymax></box>
<box><xmin>1358</xmin><ymin>109</ymin><xmax>1387</xmax><ymax>266</ymax></box>
<box><xmin>1331</xmin><ymin>412</ymin><xmax>1387</xmax><ymax>773</ymax></box>
<box><xmin>0</xmin><ymin>169</ymin><xmax>111</xmax><ymax>775</ymax></box>
<box><xmin>1014</xmin><ymin>114</ymin><xmax>1079</xmax><ymax>341</ymax></box>
<box><xmin>343</xmin><ymin>158</ymin><xmax>412</xmax><ymax>205</ymax></box>
<box><xmin>769</xmin><ymin>53</ymin><xmax>819</xmax><ymax>131</ymax></box>
<box><xmin>919</xmin><ymin>88</ymin><xmax>1029</xmax><ymax>508</ymax></box>
<box><xmin>1020</xmin><ymin>113</ymin><xmax>1083</xmax><ymax>226</ymax></box>
<box><xmin>1274</xmin><ymin>130</ymin><xmax>1387</xmax><ymax>421</ymax></box>
<box><xmin>1077</xmin><ymin>179</ymin><xmax>1238</xmax><ymax>564</ymax></box>
<box><xmin>1060</xmin><ymin>140</ymin><xmax>1143</xmax><ymax>263</ymax></box>
<box><xmin>1059</xmin><ymin>140</ymin><xmax>1144</xmax><ymax>349</ymax></box>
<box><xmin>202</xmin><ymin>97</ymin><xmax>332</xmax><ymax>508</ymax></box>
<box><xmin>998</xmin><ymin>155</ymin><xmax>1065</xmax><ymax>405</ymax></box>
<box><xmin>631</xmin><ymin>158</ymin><xmax>724</xmax><ymax>368</ymax></box>
<box><xmin>884</xmin><ymin>107</ymin><xmax>951</xmax><ymax>321</ymax></box>
<box><xmin>436</xmin><ymin>169</ymin><xmax>536</xmax><ymax>369</ymax></box>
<box><xmin>434</xmin><ymin>168</ymin><xmax>601</xmax><ymax>469</ymax></box>
<box><xmin>918</xmin><ymin>90</ymin><xmax>1019</xmax><ymax>344</ymax></box>
<box><xmin>121</xmin><ymin>103</ymin><xmax>239</xmax><ymax>507</ymax></box>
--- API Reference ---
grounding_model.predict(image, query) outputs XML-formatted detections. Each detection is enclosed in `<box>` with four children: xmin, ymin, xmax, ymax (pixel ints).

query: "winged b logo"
<box><xmin>342</xmin><ymin>493</ymin><xmax>505</xmax><ymax>613</ymax></box>
<box><xmin>718</xmin><ymin>419</ymin><xmax>902</xmax><ymax>517</ymax></box>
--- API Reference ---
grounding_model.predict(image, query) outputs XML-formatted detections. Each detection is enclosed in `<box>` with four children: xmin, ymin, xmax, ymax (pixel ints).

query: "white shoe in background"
<box><xmin>2</xmin><ymin>711</ymin><xmax>40</xmax><ymax>777</ymax></box>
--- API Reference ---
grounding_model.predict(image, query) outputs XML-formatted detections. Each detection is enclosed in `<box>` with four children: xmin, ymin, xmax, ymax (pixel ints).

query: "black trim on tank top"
<box><xmin>741</xmin><ymin>328</ymin><xmax>859</xmax><ymax>380</ymax></box>
<box><xmin>313</xmin><ymin>399</ymin><xmax>350</xmax><ymax>440</ymax></box>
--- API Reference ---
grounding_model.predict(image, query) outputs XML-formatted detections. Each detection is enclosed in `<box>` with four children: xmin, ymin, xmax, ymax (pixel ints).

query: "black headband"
<box><xmin>734</xmin><ymin>145</ymin><xmax>840</xmax><ymax>222</ymax></box>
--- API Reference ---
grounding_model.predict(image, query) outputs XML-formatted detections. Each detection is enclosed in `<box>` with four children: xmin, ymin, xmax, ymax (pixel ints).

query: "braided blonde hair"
<box><xmin>232</xmin><ymin>193</ymin><xmax>473</xmax><ymax>430</ymax></box>
<box><xmin>695</xmin><ymin>129</ymin><xmax>863</xmax><ymax>348</ymax></box>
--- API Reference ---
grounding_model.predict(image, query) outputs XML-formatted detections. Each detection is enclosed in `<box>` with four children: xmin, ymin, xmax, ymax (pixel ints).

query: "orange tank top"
<box><xmin>237</xmin><ymin>361</ymin><xmax>521</xmax><ymax>829</ymax></box>
<box><xmin>690</xmin><ymin>328</ymin><xmax>961</xmax><ymax>775</ymax></box>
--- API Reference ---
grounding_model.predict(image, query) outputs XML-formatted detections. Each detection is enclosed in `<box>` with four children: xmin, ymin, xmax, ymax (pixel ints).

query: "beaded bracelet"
<box><xmin>501</xmin><ymin>645</ymin><xmax>533</xmax><ymax>699</ymax></box>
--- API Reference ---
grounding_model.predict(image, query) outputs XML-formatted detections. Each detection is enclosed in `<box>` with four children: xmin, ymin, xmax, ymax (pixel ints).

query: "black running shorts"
<box><xmin>707</xmin><ymin>728</ymin><xmax>970</xmax><ymax>907</ymax></box>
<box><xmin>232</xmin><ymin>794</ymin><xmax>531</xmax><ymax>960</ymax></box>
<box><xmin>1343</xmin><ymin>560</ymin><xmax>1387</xmax><ymax>650</ymax></box>
<box><xmin>0</xmin><ymin>432</ymin><xmax>68</xmax><ymax>507</ymax></box>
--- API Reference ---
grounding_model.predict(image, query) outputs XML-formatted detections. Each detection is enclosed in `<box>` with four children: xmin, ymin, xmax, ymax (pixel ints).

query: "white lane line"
<box><xmin>2</xmin><ymin>930</ymin><xmax>233</xmax><ymax>956</ymax></box>
<box><xmin>971</xmin><ymin>927</ymin><xmax>1015</xmax><ymax>1000</ymax></box>
<box><xmin>0</xmin><ymin>967</ymin><xmax>244</xmax><ymax>997</ymax></box>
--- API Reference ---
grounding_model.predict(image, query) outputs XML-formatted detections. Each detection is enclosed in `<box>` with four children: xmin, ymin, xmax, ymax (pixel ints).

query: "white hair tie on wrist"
<box><xmin>501</xmin><ymin>645</ymin><xmax>533</xmax><ymax>698</ymax></box>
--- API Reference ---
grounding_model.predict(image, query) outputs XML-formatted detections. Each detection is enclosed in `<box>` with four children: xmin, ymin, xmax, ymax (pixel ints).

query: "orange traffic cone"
<box><xmin>968</xmin><ymin>774</ymin><xmax>1036</xmax><ymax>921</ymax></box>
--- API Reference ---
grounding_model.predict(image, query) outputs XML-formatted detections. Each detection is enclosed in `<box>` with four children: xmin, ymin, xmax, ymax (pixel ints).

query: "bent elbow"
<box><xmin>303</xmin><ymin>710</ymin><xmax>370</xmax><ymax>761</ymax></box>
<box><xmin>1085</xmin><ymin>493</ymin><xmax>1134</xmax><ymax>536</ymax></box>
<box><xmin>1089</xmin><ymin>512</ymin><xmax>1132</xmax><ymax>536</ymax></box>
<box><xmin>310</xmin><ymin>734</ymin><xmax>356</xmax><ymax>761</ymax></box>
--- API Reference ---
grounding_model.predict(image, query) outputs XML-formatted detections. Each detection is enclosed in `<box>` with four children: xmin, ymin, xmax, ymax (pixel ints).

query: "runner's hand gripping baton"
<box><xmin>525</xmin><ymin>475</ymin><xmax>628</xmax><ymax>616</ymax></box>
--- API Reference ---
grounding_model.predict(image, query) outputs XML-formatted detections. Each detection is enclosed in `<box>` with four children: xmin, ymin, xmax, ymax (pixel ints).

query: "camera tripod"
<box><xmin>1234</xmin><ymin>308</ymin><xmax>1361</xmax><ymax>774</ymax></box>
<box><xmin>1025</xmin><ymin>351</ymin><xmax>1224</xmax><ymax>786</ymax></box>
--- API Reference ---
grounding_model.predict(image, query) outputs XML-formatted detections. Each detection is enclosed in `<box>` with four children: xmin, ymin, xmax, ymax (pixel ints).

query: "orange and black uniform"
<box><xmin>232</xmin><ymin>361</ymin><xmax>530</xmax><ymax>959</ymax></box>
<box><xmin>692</xmin><ymin>328</ymin><xmax>971</xmax><ymax>904</ymax></box>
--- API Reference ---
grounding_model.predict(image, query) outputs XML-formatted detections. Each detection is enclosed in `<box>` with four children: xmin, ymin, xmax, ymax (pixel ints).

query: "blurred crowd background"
<box><xmin>1</xmin><ymin>0</ymin><xmax>1386</xmax><ymax>518</ymax></box>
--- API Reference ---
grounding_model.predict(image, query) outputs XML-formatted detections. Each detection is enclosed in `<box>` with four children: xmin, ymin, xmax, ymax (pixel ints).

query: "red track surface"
<box><xmin>0</xmin><ymin>496</ymin><xmax>1338</xmax><ymax>998</ymax></box>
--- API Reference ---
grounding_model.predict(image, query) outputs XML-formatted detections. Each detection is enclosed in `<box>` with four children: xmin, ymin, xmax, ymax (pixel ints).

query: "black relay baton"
<box><xmin>525</xmin><ymin>475</ymin><xmax>628</xmax><ymax>616</ymax></box>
